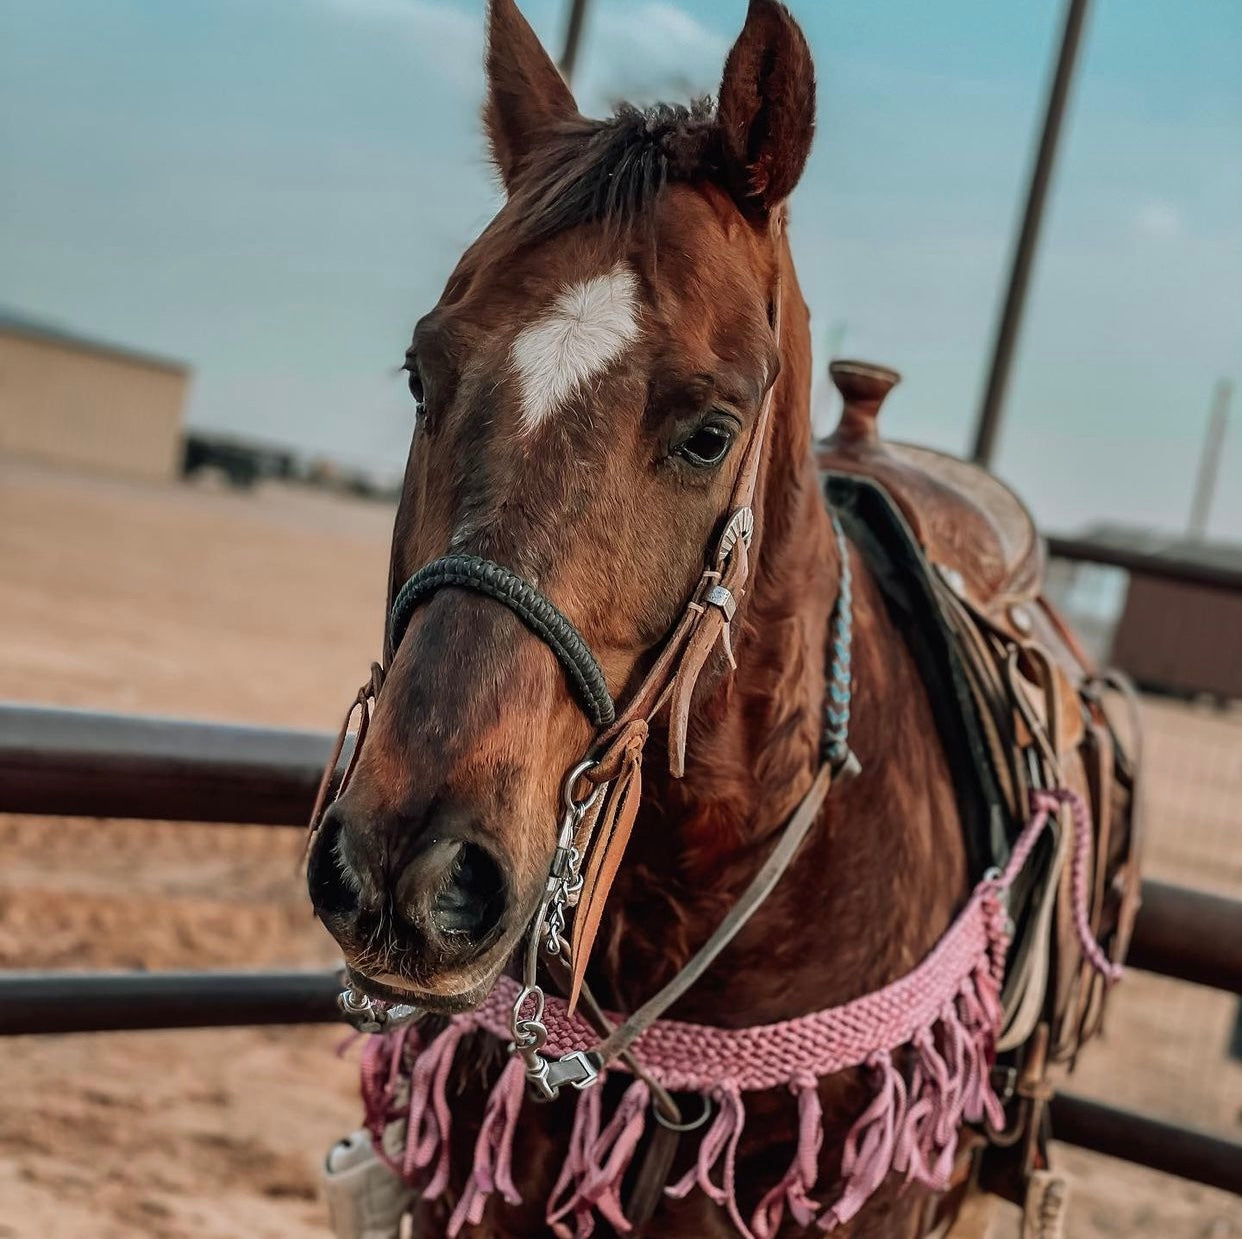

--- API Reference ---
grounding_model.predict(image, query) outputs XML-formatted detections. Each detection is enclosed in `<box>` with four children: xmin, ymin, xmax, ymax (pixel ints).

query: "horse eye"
<box><xmin>677</xmin><ymin>424</ymin><xmax>733</xmax><ymax>468</ymax></box>
<box><xmin>405</xmin><ymin>360</ymin><xmax>425</xmax><ymax>409</ymax></box>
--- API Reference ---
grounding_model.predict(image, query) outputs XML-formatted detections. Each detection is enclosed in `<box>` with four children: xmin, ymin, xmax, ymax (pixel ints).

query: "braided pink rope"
<box><xmin>1029</xmin><ymin>788</ymin><xmax>1124</xmax><ymax>983</ymax></box>
<box><xmin>361</xmin><ymin>787</ymin><xmax>1120</xmax><ymax>1238</ymax></box>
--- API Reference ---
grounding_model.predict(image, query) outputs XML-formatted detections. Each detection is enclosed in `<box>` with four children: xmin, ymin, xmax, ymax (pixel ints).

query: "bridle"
<box><xmin>309</xmin><ymin>218</ymin><xmax>859</xmax><ymax>1120</ymax></box>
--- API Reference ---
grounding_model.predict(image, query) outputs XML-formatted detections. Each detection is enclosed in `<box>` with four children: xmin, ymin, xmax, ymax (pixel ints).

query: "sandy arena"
<box><xmin>1</xmin><ymin>458</ymin><xmax>1238</xmax><ymax>1238</ymax></box>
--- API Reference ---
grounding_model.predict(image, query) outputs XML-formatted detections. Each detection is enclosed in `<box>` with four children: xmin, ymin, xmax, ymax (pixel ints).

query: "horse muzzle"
<box><xmin>307</xmin><ymin>795</ymin><xmax>514</xmax><ymax>1007</ymax></box>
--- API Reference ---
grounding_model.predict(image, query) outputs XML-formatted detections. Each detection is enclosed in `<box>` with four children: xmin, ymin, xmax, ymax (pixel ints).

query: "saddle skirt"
<box><xmin>817</xmin><ymin>360</ymin><xmax>1142</xmax><ymax>1199</ymax></box>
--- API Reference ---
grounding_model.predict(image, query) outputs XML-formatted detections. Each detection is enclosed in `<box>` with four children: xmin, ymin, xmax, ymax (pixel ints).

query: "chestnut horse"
<box><xmin>307</xmin><ymin>2</ymin><xmax>1082</xmax><ymax>1235</ymax></box>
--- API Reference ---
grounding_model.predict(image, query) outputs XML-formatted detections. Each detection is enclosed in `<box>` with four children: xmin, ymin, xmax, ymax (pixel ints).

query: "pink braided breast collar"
<box><xmin>361</xmin><ymin>787</ymin><xmax>1120</xmax><ymax>1238</ymax></box>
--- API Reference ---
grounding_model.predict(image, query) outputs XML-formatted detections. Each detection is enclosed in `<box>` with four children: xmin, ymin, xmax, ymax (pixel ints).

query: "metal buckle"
<box><xmin>991</xmin><ymin>1064</ymin><xmax>1018</xmax><ymax>1107</ymax></box>
<box><xmin>703</xmin><ymin>583</ymin><xmax>737</xmax><ymax>622</ymax></box>
<box><xmin>523</xmin><ymin>1050</ymin><xmax>601</xmax><ymax>1102</ymax></box>
<box><xmin>652</xmin><ymin>1092</ymin><xmax>713</xmax><ymax>1133</ymax></box>
<box><xmin>337</xmin><ymin>986</ymin><xmax>422</xmax><ymax>1035</ymax></box>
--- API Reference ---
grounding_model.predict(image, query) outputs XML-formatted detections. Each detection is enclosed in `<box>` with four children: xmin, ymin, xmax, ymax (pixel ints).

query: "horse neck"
<box><xmin>598</xmin><ymin>255</ymin><xmax>967</xmax><ymax>1016</ymax></box>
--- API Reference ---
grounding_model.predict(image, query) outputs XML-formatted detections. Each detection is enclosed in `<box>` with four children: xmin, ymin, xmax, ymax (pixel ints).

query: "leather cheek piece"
<box><xmin>388</xmin><ymin>553</ymin><xmax>616</xmax><ymax>729</ymax></box>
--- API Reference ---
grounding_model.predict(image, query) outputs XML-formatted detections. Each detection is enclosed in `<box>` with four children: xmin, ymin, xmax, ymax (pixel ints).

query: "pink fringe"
<box><xmin>547</xmin><ymin>1082</ymin><xmax>604</xmax><ymax>1238</ymax></box>
<box><xmin>751</xmin><ymin>1076</ymin><xmax>823</xmax><ymax>1238</ymax></box>
<box><xmin>580</xmin><ymin>1078</ymin><xmax>651</xmax><ymax>1233</ymax></box>
<box><xmin>357</xmin><ymin>786</ymin><xmax>1119</xmax><ymax>1235</ymax></box>
<box><xmin>817</xmin><ymin>956</ymin><xmax>1006</xmax><ymax>1231</ymax></box>
<box><xmin>404</xmin><ymin>1023</ymin><xmax>465</xmax><ymax>1197</ymax></box>
<box><xmin>667</xmin><ymin>1084</ymin><xmax>751</xmax><ymax>1237</ymax></box>
<box><xmin>447</xmin><ymin>1055</ymin><xmax>526</xmax><ymax>1234</ymax></box>
<box><xmin>358</xmin><ymin>944</ymin><xmax>1008</xmax><ymax>1236</ymax></box>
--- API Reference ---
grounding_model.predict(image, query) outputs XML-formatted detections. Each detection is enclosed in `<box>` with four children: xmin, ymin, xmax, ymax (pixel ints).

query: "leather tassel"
<box><xmin>666</xmin><ymin>606</ymin><xmax>727</xmax><ymax>778</ymax></box>
<box><xmin>568</xmin><ymin>740</ymin><xmax>644</xmax><ymax>1015</ymax></box>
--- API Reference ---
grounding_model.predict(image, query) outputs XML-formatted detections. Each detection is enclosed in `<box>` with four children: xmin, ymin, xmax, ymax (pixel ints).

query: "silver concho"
<box><xmin>716</xmin><ymin>507</ymin><xmax>755</xmax><ymax>564</ymax></box>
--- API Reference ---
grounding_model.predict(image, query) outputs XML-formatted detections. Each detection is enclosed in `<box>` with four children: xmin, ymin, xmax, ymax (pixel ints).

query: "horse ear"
<box><xmin>716</xmin><ymin>0</ymin><xmax>816</xmax><ymax>216</ymax></box>
<box><xmin>484</xmin><ymin>0</ymin><xmax>579</xmax><ymax>190</ymax></box>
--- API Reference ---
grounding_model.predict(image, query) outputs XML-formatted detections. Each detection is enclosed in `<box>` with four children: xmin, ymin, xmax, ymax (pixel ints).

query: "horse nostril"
<box><xmin>431</xmin><ymin>841</ymin><xmax>505</xmax><ymax>939</ymax></box>
<box><xmin>307</xmin><ymin>810</ymin><xmax>359</xmax><ymax>918</ymax></box>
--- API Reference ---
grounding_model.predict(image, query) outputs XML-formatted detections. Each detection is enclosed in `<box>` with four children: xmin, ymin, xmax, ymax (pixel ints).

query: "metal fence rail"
<box><xmin>1045</xmin><ymin>534</ymin><xmax>1242</xmax><ymax>593</ymax></box>
<box><xmin>3</xmin><ymin>704</ymin><xmax>1239</xmax><ymax>996</ymax></box>
<box><xmin>0</xmin><ymin>702</ymin><xmax>334</xmax><ymax>823</ymax></box>
<box><xmin>2</xmin><ymin>697</ymin><xmax>1240</xmax><ymax>1197</ymax></box>
<box><xmin>0</xmin><ymin>969</ymin><xmax>341</xmax><ymax>1034</ymax></box>
<box><xmin>1048</xmin><ymin>1095</ymin><xmax>1242</xmax><ymax>1197</ymax></box>
<box><xmin>0</xmin><ymin>967</ymin><xmax>1237</xmax><ymax>1194</ymax></box>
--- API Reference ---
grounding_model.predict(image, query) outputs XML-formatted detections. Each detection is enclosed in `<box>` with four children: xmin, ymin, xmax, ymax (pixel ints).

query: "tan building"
<box><xmin>0</xmin><ymin>312</ymin><xmax>190</xmax><ymax>482</ymax></box>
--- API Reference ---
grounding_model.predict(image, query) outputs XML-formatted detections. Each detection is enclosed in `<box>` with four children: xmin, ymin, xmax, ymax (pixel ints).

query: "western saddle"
<box><xmin>817</xmin><ymin>361</ymin><xmax>1143</xmax><ymax>1226</ymax></box>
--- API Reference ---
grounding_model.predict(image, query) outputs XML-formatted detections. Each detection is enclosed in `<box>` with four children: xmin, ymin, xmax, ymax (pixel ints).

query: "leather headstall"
<box><xmin>309</xmin><ymin>214</ymin><xmax>858</xmax><ymax>1111</ymax></box>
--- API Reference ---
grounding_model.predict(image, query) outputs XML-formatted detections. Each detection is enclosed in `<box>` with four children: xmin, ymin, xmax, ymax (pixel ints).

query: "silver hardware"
<box><xmin>510</xmin><ymin>984</ymin><xmax>546</xmax><ymax>1045</ymax></box>
<box><xmin>337</xmin><ymin>986</ymin><xmax>422</xmax><ymax>1035</ymax></box>
<box><xmin>981</xmin><ymin>865</ymin><xmax>1015</xmax><ymax>937</ymax></box>
<box><xmin>562</xmin><ymin>758</ymin><xmax>603</xmax><ymax>814</ymax></box>
<box><xmin>540</xmin><ymin>765</ymin><xmax>602</xmax><ymax>956</ymax></box>
<box><xmin>521</xmin><ymin>1049</ymin><xmax>601</xmax><ymax>1103</ymax></box>
<box><xmin>716</xmin><ymin>507</ymin><xmax>754</xmax><ymax>564</ymax></box>
<box><xmin>1009</xmin><ymin>603</ymin><xmax>1033</xmax><ymax>634</ymax></box>
<box><xmin>507</xmin><ymin>759</ymin><xmax>612</xmax><ymax>1096</ymax></box>
<box><xmin>703</xmin><ymin>584</ymin><xmax>737</xmax><ymax>623</ymax></box>
<box><xmin>990</xmin><ymin>1065</ymin><xmax>1018</xmax><ymax>1107</ymax></box>
<box><xmin>652</xmin><ymin>1092</ymin><xmax>714</xmax><ymax>1133</ymax></box>
<box><xmin>831</xmin><ymin>746</ymin><xmax>862</xmax><ymax>782</ymax></box>
<box><xmin>936</xmin><ymin>564</ymin><xmax>967</xmax><ymax>599</ymax></box>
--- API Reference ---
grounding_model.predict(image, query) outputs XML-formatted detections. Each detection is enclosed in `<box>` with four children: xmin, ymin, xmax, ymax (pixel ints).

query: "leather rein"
<box><xmin>310</xmin><ymin>231</ymin><xmax>859</xmax><ymax>1123</ymax></box>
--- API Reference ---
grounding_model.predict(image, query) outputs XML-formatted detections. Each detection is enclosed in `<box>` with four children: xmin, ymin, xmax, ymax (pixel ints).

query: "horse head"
<box><xmin>308</xmin><ymin>0</ymin><xmax>817</xmax><ymax>1013</ymax></box>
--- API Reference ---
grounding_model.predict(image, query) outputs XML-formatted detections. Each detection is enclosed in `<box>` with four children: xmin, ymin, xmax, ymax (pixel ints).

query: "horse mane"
<box><xmin>505</xmin><ymin>99</ymin><xmax>720</xmax><ymax>246</ymax></box>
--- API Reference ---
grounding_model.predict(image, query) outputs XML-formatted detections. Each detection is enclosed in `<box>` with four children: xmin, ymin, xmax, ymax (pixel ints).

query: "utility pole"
<box><xmin>559</xmin><ymin>0</ymin><xmax>591</xmax><ymax>86</ymax></box>
<box><xmin>971</xmin><ymin>0</ymin><xmax>1092</xmax><ymax>468</ymax></box>
<box><xmin>1188</xmin><ymin>379</ymin><xmax>1233</xmax><ymax>540</ymax></box>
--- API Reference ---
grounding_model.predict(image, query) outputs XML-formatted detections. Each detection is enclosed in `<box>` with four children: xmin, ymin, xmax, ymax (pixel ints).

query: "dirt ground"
<box><xmin>1</xmin><ymin>458</ymin><xmax>1239</xmax><ymax>1238</ymax></box>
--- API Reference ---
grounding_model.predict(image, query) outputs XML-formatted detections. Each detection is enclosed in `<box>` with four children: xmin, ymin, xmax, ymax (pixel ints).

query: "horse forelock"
<box><xmin>503</xmin><ymin>99</ymin><xmax>720</xmax><ymax>249</ymax></box>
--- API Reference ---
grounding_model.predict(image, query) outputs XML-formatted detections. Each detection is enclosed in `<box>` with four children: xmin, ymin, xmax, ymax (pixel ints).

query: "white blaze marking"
<box><xmin>510</xmin><ymin>264</ymin><xmax>641</xmax><ymax>431</ymax></box>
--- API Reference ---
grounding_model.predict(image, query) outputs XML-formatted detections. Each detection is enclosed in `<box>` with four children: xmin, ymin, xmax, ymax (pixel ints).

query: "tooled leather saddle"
<box><xmin>816</xmin><ymin>360</ymin><xmax>1143</xmax><ymax>1222</ymax></box>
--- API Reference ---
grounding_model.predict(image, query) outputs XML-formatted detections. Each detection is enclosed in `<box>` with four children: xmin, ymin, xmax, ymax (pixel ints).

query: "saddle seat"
<box><xmin>815</xmin><ymin>361</ymin><xmax>1092</xmax><ymax>764</ymax></box>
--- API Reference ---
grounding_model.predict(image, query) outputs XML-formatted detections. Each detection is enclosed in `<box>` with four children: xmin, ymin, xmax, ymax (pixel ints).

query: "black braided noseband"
<box><xmin>389</xmin><ymin>554</ymin><xmax>616</xmax><ymax>729</ymax></box>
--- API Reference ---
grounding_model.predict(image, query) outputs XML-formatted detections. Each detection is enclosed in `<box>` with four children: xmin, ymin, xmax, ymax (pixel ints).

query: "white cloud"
<box><xmin>315</xmin><ymin>0</ymin><xmax>482</xmax><ymax>90</ymax></box>
<box><xmin>579</xmin><ymin>2</ymin><xmax>730</xmax><ymax>111</ymax></box>
<box><xmin>311</xmin><ymin>0</ymin><xmax>729</xmax><ymax>112</ymax></box>
<box><xmin>1134</xmin><ymin>200</ymin><xmax>1184</xmax><ymax>241</ymax></box>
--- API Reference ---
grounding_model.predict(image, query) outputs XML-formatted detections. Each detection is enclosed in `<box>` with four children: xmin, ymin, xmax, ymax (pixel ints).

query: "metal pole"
<box><xmin>0</xmin><ymin>970</ymin><xmax>342</xmax><ymax>1035</ymax></box>
<box><xmin>1188</xmin><ymin>378</ymin><xmax>1232</xmax><ymax>539</ymax></box>
<box><xmin>971</xmin><ymin>0</ymin><xmax>1092</xmax><ymax>467</ymax></box>
<box><xmin>558</xmin><ymin>0</ymin><xmax>591</xmax><ymax>85</ymax></box>
<box><xmin>0</xmin><ymin>703</ymin><xmax>336</xmax><ymax>825</ymax></box>
<box><xmin>1128</xmin><ymin>881</ymin><xmax>1242</xmax><ymax>996</ymax></box>
<box><xmin>1051</xmin><ymin>1095</ymin><xmax>1242</xmax><ymax>1196</ymax></box>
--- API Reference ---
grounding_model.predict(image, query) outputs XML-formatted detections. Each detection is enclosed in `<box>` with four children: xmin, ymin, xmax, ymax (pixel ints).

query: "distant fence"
<box><xmin>1045</xmin><ymin>535</ymin><xmax>1242</xmax><ymax>594</ymax></box>
<box><xmin>1</xmin><ymin>532</ymin><xmax>1240</xmax><ymax>1199</ymax></box>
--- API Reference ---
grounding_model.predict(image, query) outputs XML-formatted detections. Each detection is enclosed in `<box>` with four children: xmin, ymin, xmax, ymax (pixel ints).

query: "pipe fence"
<box><xmin>2</xmin><ymin>533</ymin><xmax>1239</xmax><ymax>1199</ymax></box>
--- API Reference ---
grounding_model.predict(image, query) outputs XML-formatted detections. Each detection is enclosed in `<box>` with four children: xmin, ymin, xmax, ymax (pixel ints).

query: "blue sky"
<box><xmin>2</xmin><ymin>0</ymin><xmax>1239</xmax><ymax>537</ymax></box>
